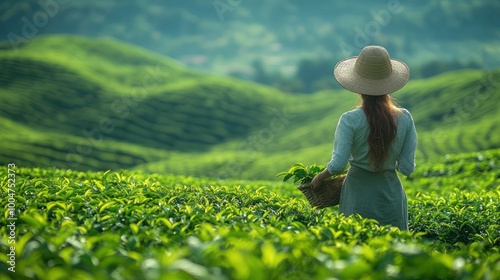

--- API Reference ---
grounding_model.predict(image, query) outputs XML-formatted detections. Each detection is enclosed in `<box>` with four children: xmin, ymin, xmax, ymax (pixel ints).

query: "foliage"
<box><xmin>1</xmin><ymin>149</ymin><xmax>499</xmax><ymax>279</ymax></box>
<box><xmin>0</xmin><ymin>35</ymin><xmax>499</xmax><ymax>179</ymax></box>
<box><xmin>275</xmin><ymin>163</ymin><xmax>325</xmax><ymax>184</ymax></box>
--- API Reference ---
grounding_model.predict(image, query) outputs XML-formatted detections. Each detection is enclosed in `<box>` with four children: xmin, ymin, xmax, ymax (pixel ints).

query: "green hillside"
<box><xmin>137</xmin><ymin>70</ymin><xmax>500</xmax><ymax>179</ymax></box>
<box><xmin>0</xmin><ymin>35</ymin><xmax>288</xmax><ymax>166</ymax></box>
<box><xmin>0</xmin><ymin>116</ymin><xmax>171</xmax><ymax>170</ymax></box>
<box><xmin>0</xmin><ymin>35</ymin><xmax>499</xmax><ymax>179</ymax></box>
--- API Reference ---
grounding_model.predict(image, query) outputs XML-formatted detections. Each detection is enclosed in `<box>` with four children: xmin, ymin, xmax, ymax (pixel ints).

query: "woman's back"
<box><xmin>330</xmin><ymin>107</ymin><xmax>417</xmax><ymax>176</ymax></box>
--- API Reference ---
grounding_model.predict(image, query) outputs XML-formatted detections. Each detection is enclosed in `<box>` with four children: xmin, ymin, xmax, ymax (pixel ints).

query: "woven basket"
<box><xmin>298</xmin><ymin>173</ymin><xmax>346</xmax><ymax>209</ymax></box>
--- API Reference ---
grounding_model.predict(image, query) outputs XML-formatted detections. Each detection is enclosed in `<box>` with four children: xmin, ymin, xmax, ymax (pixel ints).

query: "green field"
<box><xmin>1</xmin><ymin>149</ymin><xmax>499</xmax><ymax>279</ymax></box>
<box><xmin>1</xmin><ymin>3</ymin><xmax>500</xmax><ymax>279</ymax></box>
<box><xmin>0</xmin><ymin>35</ymin><xmax>499</xmax><ymax>180</ymax></box>
<box><xmin>1</xmin><ymin>36</ymin><xmax>499</xmax><ymax>279</ymax></box>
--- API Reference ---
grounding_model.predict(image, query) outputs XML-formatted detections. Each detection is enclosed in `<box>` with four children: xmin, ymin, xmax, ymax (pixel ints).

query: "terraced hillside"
<box><xmin>0</xmin><ymin>35</ymin><xmax>499</xmax><ymax>179</ymax></box>
<box><xmin>0</xmin><ymin>116</ymin><xmax>170</xmax><ymax>170</ymax></box>
<box><xmin>137</xmin><ymin>70</ymin><xmax>500</xmax><ymax>179</ymax></box>
<box><xmin>0</xmin><ymin>35</ymin><xmax>287</xmax><ymax>170</ymax></box>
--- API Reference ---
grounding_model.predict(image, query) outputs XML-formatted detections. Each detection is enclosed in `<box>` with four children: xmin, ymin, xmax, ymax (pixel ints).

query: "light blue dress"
<box><xmin>326</xmin><ymin>107</ymin><xmax>417</xmax><ymax>230</ymax></box>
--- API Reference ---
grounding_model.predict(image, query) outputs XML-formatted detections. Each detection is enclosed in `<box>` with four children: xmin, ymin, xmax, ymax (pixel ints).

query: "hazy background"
<box><xmin>2</xmin><ymin>0</ymin><xmax>499</xmax><ymax>92</ymax></box>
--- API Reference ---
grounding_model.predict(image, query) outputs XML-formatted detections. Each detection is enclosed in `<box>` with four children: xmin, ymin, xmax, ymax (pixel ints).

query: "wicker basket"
<box><xmin>298</xmin><ymin>173</ymin><xmax>346</xmax><ymax>209</ymax></box>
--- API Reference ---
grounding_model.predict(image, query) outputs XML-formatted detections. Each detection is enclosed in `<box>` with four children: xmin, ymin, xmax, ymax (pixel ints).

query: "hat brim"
<box><xmin>333</xmin><ymin>56</ymin><xmax>410</xmax><ymax>95</ymax></box>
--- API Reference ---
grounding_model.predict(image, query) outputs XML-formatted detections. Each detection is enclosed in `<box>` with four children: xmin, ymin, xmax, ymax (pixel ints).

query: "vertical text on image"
<box><xmin>7</xmin><ymin>163</ymin><xmax>17</xmax><ymax>273</ymax></box>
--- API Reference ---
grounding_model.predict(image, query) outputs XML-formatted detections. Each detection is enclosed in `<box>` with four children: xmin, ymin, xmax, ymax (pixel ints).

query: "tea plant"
<box><xmin>0</xmin><ymin>149</ymin><xmax>499</xmax><ymax>279</ymax></box>
<box><xmin>275</xmin><ymin>163</ymin><xmax>326</xmax><ymax>184</ymax></box>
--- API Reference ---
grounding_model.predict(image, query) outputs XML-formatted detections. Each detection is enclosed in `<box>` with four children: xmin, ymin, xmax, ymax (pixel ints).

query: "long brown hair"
<box><xmin>361</xmin><ymin>94</ymin><xmax>400</xmax><ymax>172</ymax></box>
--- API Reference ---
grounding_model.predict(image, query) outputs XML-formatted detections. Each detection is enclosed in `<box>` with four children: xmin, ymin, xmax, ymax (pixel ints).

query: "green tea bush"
<box><xmin>1</xmin><ymin>150</ymin><xmax>499</xmax><ymax>279</ymax></box>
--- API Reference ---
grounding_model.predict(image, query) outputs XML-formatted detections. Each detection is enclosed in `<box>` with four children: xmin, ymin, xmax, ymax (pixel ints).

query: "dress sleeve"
<box><xmin>326</xmin><ymin>113</ymin><xmax>353</xmax><ymax>174</ymax></box>
<box><xmin>397</xmin><ymin>110</ymin><xmax>417</xmax><ymax>176</ymax></box>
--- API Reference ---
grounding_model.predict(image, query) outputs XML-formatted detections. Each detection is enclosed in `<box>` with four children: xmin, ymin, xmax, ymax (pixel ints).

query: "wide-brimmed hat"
<box><xmin>334</xmin><ymin>46</ymin><xmax>409</xmax><ymax>95</ymax></box>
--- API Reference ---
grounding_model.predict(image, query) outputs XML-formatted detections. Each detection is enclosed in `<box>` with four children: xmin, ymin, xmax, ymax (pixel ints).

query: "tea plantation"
<box><xmin>1</xmin><ymin>36</ymin><xmax>499</xmax><ymax>180</ymax></box>
<box><xmin>1</xmin><ymin>149</ymin><xmax>499</xmax><ymax>279</ymax></box>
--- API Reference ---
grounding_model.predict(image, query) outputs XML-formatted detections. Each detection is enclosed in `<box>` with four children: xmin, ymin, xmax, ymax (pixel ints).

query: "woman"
<box><xmin>311</xmin><ymin>46</ymin><xmax>417</xmax><ymax>230</ymax></box>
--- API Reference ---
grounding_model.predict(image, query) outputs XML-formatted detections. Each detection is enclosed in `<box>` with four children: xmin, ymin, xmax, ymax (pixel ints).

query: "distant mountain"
<box><xmin>0</xmin><ymin>35</ymin><xmax>498</xmax><ymax>179</ymax></box>
<box><xmin>1</xmin><ymin>0</ymin><xmax>499</xmax><ymax>79</ymax></box>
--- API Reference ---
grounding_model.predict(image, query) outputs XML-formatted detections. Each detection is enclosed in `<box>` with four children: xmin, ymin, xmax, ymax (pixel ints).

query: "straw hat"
<box><xmin>334</xmin><ymin>46</ymin><xmax>409</xmax><ymax>95</ymax></box>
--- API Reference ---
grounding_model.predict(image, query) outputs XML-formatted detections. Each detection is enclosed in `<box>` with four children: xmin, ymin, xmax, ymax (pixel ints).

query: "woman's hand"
<box><xmin>311</xmin><ymin>169</ymin><xmax>332</xmax><ymax>189</ymax></box>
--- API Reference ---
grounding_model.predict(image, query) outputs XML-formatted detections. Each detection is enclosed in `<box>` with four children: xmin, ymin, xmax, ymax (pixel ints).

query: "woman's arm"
<box><xmin>312</xmin><ymin>113</ymin><xmax>353</xmax><ymax>189</ymax></box>
<box><xmin>397</xmin><ymin>110</ymin><xmax>417</xmax><ymax>177</ymax></box>
<box><xmin>327</xmin><ymin>113</ymin><xmax>353</xmax><ymax>174</ymax></box>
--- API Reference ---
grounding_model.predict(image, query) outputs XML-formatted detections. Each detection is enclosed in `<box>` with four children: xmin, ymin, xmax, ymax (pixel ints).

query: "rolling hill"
<box><xmin>1</xmin><ymin>0</ymin><xmax>499</xmax><ymax>79</ymax></box>
<box><xmin>0</xmin><ymin>35</ymin><xmax>499</xmax><ymax>179</ymax></box>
